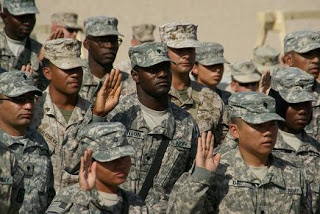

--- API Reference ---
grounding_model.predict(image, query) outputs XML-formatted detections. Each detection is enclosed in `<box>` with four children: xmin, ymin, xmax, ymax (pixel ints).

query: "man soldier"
<box><xmin>51</xmin><ymin>12</ymin><xmax>82</xmax><ymax>39</ymax></box>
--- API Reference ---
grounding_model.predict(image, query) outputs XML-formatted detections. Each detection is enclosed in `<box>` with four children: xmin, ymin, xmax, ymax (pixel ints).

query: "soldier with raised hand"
<box><xmin>159</xmin><ymin>22</ymin><xmax>226</xmax><ymax>143</ymax></box>
<box><xmin>46</xmin><ymin>122</ymin><xmax>148</xmax><ymax>214</ymax></box>
<box><xmin>192</xmin><ymin>42</ymin><xmax>231</xmax><ymax>105</ymax></box>
<box><xmin>167</xmin><ymin>92</ymin><xmax>311</xmax><ymax>214</ymax></box>
<box><xmin>51</xmin><ymin>12</ymin><xmax>82</xmax><ymax>39</ymax></box>
<box><xmin>282</xmin><ymin>31</ymin><xmax>320</xmax><ymax>142</ymax></box>
<box><xmin>0</xmin><ymin>71</ymin><xmax>54</xmax><ymax>213</ymax></box>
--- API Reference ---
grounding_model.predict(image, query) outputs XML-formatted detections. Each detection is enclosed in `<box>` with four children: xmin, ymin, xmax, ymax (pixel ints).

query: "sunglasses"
<box><xmin>0</xmin><ymin>95</ymin><xmax>38</xmax><ymax>104</ymax></box>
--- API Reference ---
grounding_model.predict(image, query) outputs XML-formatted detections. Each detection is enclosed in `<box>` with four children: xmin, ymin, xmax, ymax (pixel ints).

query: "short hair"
<box><xmin>42</xmin><ymin>58</ymin><xmax>53</xmax><ymax>68</ymax></box>
<box><xmin>230</xmin><ymin>117</ymin><xmax>243</xmax><ymax>127</ymax></box>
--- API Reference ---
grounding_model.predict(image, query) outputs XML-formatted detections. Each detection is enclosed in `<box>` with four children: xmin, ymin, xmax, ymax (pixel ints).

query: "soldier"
<box><xmin>225</xmin><ymin>61</ymin><xmax>261</xmax><ymax>93</ymax></box>
<box><xmin>282</xmin><ymin>30</ymin><xmax>320</xmax><ymax>142</ymax></box>
<box><xmin>159</xmin><ymin>22</ymin><xmax>226</xmax><ymax>142</ymax></box>
<box><xmin>0</xmin><ymin>71</ymin><xmax>54</xmax><ymax>213</ymax></box>
<box><xmin>269</xmin><ymin>66</ymin><xmax>320</xmax><ymax>212</ymax></box>
<box><xmin>46</xmin><ymin>122</ymin><xmax>148</xmax><ymax>213</ymax></box>
<box><xmin>51</xmin><ymin>12</ymin><xmax>82</xmax><ymax>39</ymax></box>
<box><xmin>167</xmin><ymin>92</ymin><xmax>312</xmax><ymax>213</ymax></box>
<box><xmin>80</xmin><ymin>16</ymin><xmax>131</xmax><ymax>102</ymax></box>
<box><xmin>116</xmin><ymin>23</ymin><xmax>156</xmax><ymax>74</ymax></box>
<box><xmin>253</xmin><ymin>45</ymin><xmax>280</xmax><ymax>75</ymax></box>
<box><xmin>192</xmin><ymin>42</ymin><xmax>231</xmax><ymax>105</ymax></box>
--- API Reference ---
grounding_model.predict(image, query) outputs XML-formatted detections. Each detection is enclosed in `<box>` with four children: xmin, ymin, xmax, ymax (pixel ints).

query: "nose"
<box><xmin>23</xmin><ymin>101</ymin><xmax>33</xmax><ymax>110</ymax></box>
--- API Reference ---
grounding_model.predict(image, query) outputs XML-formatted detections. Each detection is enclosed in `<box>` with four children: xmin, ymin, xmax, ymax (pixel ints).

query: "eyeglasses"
<box><xmin>238</xmin><ymin>82</ymin><xmax>259</xmax><ymax>87</ymax></box>
<box><xmin>88</xmin><ymin>36</ymin><xmax>122</xmax><ymax>47</ymax></box>
<box><xmin>0</xmin><ymin>96</ymin><xmax>39</xmax><ymax>104</ymax></box>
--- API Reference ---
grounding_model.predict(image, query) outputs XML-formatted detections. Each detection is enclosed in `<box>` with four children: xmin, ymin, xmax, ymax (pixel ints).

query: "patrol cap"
<box><xmin>78</xmin><ymin>122</ymin><xmax>135</xmax><ymax>162</ymax></box>
<box><xmin>229</xmin><ymin>92</ymin><xmax>284</xmax><ymax>124</ymax></box>
<box><xmin>132</xmin><ymin>24</ymin><xmax>156</xmax><ymax>42</ymax></box>
<box><xmin>44</xmin><ymin>38</ymin><xmax>85</xmax><ymax>70</ymax></box>
<box><xmin>271</xmin><ymin>67</ymin><xmax>316</xmax><ymax>103</ymax></box>
<box><xmin>129</xmin><ymin>42</ymin><xmax>171</xmax><ymax>68</ymax></box>
<box><xmin>51</xmin><ymin>12</ymin><xmax>82</xmax><ymax>30</ymax></box>
<box><xmin>253</xmin><ymin>45</ymin><xmax>280</xmax><ymax>74</ymax></box>
<box><xmin>196</xmin><ymin>42</ymin><xmax>229</xmax><ymax>66</ymax></box>
<box><xmin>3</xmin><ymin>0</ymin><xmax>39</xmax><ymax>15</ymax></box>
<box><xmin>230</xmin><ymin>61</ymin><xmax>261</xmax><ymax>83</ymax></box>
<box><xmin>84</xmin><ymin>16</ymin><xmax>123</xmax><ymax>37</ymax></box>
<box><xmin>0</xmin><ymin>71</ymin><xmax>42</xmax><ymax>97</ymax></box>
<box><xmin>159</xmin><ymin>22</ymin><xmax>200</xmax><ymax>48</ymax></box>
<box><xmin>284</xmin><ymin>30</ymin><xmax>320</xmax><ymax>54</ymax></box>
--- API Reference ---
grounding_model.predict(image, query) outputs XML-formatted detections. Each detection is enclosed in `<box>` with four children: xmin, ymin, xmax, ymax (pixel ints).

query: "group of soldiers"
<box><xmin>1</xmin><ymin>0</ymin><xmax>320</xmax><ymax>213</ymax></box>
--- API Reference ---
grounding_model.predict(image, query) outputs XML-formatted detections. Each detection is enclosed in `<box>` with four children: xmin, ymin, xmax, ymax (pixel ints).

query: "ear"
<box><xmin>230</xmin><ymin>80</ymin><xmax>237</xmax><ymax>91</ymax></box>
<box><xmin>283</xmin><ymin>53</ymin><xmax>293</xmax><ymax>66</ymax></box>
<box><xmin>83</xmin><ymin>38</ymin><xmax>90</xmax><ymax>51</ymax></box>
<box><xmin>131</xmin><ymin>69</ymin><xmax>139</xmax><ymax>83</ymax></box>
<box><xmin>192</xmin><ymin>64</ymin><xmax>199</xmax><ymax>75</ymax></box>
<box><xmin>43</xmin><ymin>66</ymin><xmax>52</xmax><ymax>81</ymax></box>
<box><xmin>130</xmin><ymin>38</ymin><xmax>136</xmax><ymax>47</ymax></box>
<box><xmin>229</xmin><ymin>124</ymin><xmax>240</xmax><ymax>139</ymax></box>
<box><xmin>0</xmin><ymin>12</ymin><xmax>8</xmax><ymax>24</ymax></box>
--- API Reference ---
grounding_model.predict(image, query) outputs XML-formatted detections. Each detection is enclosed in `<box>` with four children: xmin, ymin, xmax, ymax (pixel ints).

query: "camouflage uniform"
<box><xmin>30</xmin><ymin>39</ymin><xmax>90</xmax><ymax>192</ymax></box>
<box><xmin>0</xmin><ymin>0</ymin><xmax>46</xmax><ymax>90</ymax></box>
<box><xmin>252</xmin><ymin>45</ymin><xmax>280</xmax><ymax>74</ymax></box>
<box><xmin>270</xmin><ymin>66</ymin><xmax>320</xmax><ymax>212</ymax></box>
<box><xmin>79</xmin><ymin>16</ymin><xmax>133</xmax><ymax>103</ymax></box>
<box><xmin>51</xmin><ymin>12</ymin><xmax>82</xmax><ymax>30</ymax></box>
<box><xmin>159</xmin><ymin>23</ymin><xmax>226</xmax><ymax>141</ymax></box>
<box><xmin>283</xmin><ymin>31</ymin><xmax>320</xmax><ymax>142</ymax></box>
<box><xmin>167</xmin><ymin>92</ymin><xmax>311</xmax><ymax>214</ymax></box>
<box><xmin>0</xmin><ymin>71</ymin><xmax>54</xmax><ymax>213</ymax></box>
<box><xmin>46</xmin><ymin>122</ymin><xmax>148</xmax><ymax>214</ymax></box>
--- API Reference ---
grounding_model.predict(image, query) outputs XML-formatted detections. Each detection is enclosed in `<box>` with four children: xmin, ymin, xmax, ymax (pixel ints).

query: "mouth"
<box><xmin>309</xmin><ymin>67</ymin><xmax>319</xmax><ymax>73</ymax></box>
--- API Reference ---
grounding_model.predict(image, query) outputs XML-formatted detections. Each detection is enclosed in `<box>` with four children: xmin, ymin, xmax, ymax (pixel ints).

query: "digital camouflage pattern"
<box><xmin>3</xmin><ymin>0</ymin><xmax>39</xmax><ymax>15</ymax></box>
<box><xmin>44</xmin><ymin>38</ymin><xmax>85</xmax><ymax>70</ymax></box>
<box><xmin>51</xmin><ymin>12</ymin><xmax>82</xmax><ymax>29</ymax></box>
<box><xmin>228</xmin><ymin>91</ymin><xmax>284</xmax><ymax>124</ymax></box>
<box><xmin>215</xmin><ymin>87</ymin><xmax>232</xmax><ymax>106</ymax></box>
<box><xmin>284</xmin><ymin>30</ymin><xmax>320</xmax><ymax>54</ymax></box>
<box><xmin>271</xmin><ymin>66</ymin><xmax>316</xmax><ymax>103</ymax></box>
<box><xmin>105</xmin><ymin>93</ymin><xmax>199</xmax><ymax>212</ymax></box>
<box><xmin>132</xmin><ymin>24</ymin><xmax>156</xmax><ymax>42</ymax></box>
<box><xmin>159</xmin><ymin>22</ymin><xmax>200</xmax><ymax>48</ymax></box>
<box><xmin>253</xmin><ymin>45</ymin><xmax>280</xmax><ymax>74</ymax></box>
<box><xmin>46</xmin><ymin>184</ymin><xmax>148</xmax><ymax>214</ymax></box>
<box><xmin>0</xmin><ymin>129</ymin><xmax>54</xmax><ymax>214</ymax></box>
<box><xmin>273</xmin><ymin>130</ymin><xmax>320</xmax><ymax>213</ymax></box>
<box><xmin>214</xmin><ymin>132</ymin><xmax>238</xmax><ymax>155</ymax></box>
<box><xmin>0</xmin><ymin>70</ymin><xmax>42</xmax><ymax>97</ymax></box>
<box><xmin>167</xmin><ymin>148</ymin><xmax>311</xmax><ymax>214</ymax></box>
<box><xmin>305</xmin><ymin>81</ymin><xmax>320</xmax><ymax>142</ymax></box>
<box><xmin>229</xmin><ymin>61</ymin><xmax>261</xmax><ymax>83</ymax></box>
<box><xmin>196</xmin><ymin>42</ymin><xmax>229</xmax><ymax>66</ymax></box>
<box><xmin>84</xmin><ymin>16</ymin><xmax>123</xmax><ymax>37</ymax></box>
<box><xmin>30</xmin><ymin>88</ymin><xmax>91</xmax><ymax>192</ymax></box>
<box><xmin>77</xmin><ymin>122</ymin><xmax>135</xmax><ymax>162</ymax></box>
<box><xmin>129</xmin><ymin>42</ymin><xmax>170</xmax><ymax>68</ymax></box>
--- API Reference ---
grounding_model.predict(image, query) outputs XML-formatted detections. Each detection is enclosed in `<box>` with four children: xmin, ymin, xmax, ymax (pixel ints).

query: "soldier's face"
<box><xmin>85</xmin><ymin>35</ymin><xmax>120</xmax><ymax>66</ymax></box>
<box><xmin>95</xmin><ymin>156</ymin><xmax>131</xmax><ymax>190</ymax></box>
<box><xmin>284</xmin><ymin>102</ymin><xmax>312</xmax><ymax>133</ymax></box>
<box><xmin>193</xmin><ymin>63</ymin><xmax>224</xmax><ymax>88</ymax></box>
<box><xmin>286</xmin><ymin>50</ymin><xmax>320</xmax><ymax>79</ymax></box>
<box><xmin>133</xmin><ymin>62</ymin><xmax>172</xmax><ymax>97</ymax></box>
<box><xmin>168</xmin><ymin>47</ymin><xmax>196</xmax><ymax>74</ymax></box>
<box><xmin>44</xmin><ymin>64</ymin><xmax>83</xmax><ymax>95</ymax></box>
<box><xmin>0</xmin><ymin>92</ymin><xmax>36</xmax><ymax>134</ymax></box>
<box><xmin>232</xmin><ymin>120</ymin><xmax>278</xmax><ymax>158</ymax></box>
<box><xmin>1</xmin><ymin>11</ymin><xmax>36</xmax><ymax>40</ymax></box>
<box><xmin>52</xmin><ymin>24</ymin><xmax>78</xmax><ymax>39</ymax></box>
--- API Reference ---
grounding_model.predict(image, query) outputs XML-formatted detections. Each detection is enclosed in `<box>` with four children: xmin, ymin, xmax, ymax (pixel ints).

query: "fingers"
<box><xmin>91</xmin><ymin>161</ymin><xmax>97</xmax><ymax>180</ymax></box>
<box><xmin>213</xmin><ymin>153</ymin><xmax>221</xmax><ymax>166</ymax></box>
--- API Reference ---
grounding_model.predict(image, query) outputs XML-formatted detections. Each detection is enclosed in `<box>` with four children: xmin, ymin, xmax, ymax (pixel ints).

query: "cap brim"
<box><xmin>50</xmin><ymin>58</ymin><xmax>86</xmax><ymax>70</ymax></box>
<box><xmin>136</xmin><ymin>56</ymin><xmax>171</xmax><ymax>68</ymax></box>
<box><xmin>295</xmin><ymin>43</ymin><xmax>320</xmax><ymax>54</ymax></box>
<box><xmin>242</xmin><ymin>112</ymin><xmax>284</xmax><ymax>124</ymax></box>
<box><xmin>233</xmin><ymin>73</ymin><xmax>261</xmax><ymax>83</ymax></box>
<box><xmin>88</xmin><ymin>31</ymin><xmax>124</xmax><ymax>37</ymax></box>
<box><xmin>279</xmin><ymin>90</ymin><xmax>316</xmax><ymax>103</ymax></box>
<box><xmin>167</xmin><ymin>39</ymin><xmax>200</xmax><ymax>48</ymax></box>
<box><xmin>7</xmin><ymin>85</ymin><xmax>42</xmax><ymax>97</ymax></box>
<box><xmin>198</xmin><ymin>57</ymin><xmax>230</xmax><ymax>66</ymax></box>
<box><xmin>64</xmin><ymin>23</ymin><xmax>83</xmax><ymax>30</ymax></box>
<box><xmin>8</xmin><ymin>8</ymin><xmax>39</xmax><ymax>15</ymax></box>
<box><xmin>139</xmin><ymin>35</ymin><xmax>155</xmax><ymax>43</ymax></box>
<box><xmin>93</xmin><ymin>145</ymin><xmax>135</xmax><ymax>162</ymax></box>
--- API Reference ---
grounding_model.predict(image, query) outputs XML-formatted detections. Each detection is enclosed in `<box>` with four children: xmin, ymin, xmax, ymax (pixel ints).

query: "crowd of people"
<box><xmin>1</xmin><ymin>0</ymin><xmax>320</xmax><ymax>213</ymax></box>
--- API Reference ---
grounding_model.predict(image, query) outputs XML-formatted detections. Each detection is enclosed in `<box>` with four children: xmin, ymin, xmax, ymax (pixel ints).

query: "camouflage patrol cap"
<box><xmin>253</xmin><ymin>45</ymin><xmax>280</xmax><ymax>74</ymax></box>
<box><xmin>230</xmin><ymin>61</ymin><xmax>261</xmax><ymax>83</ymax></box>
<box><xmin>78</xmin><ymin>122</ymin><xmax>135</xmax><ymax>162</ymax></box>
<box><xmin>129</xmin><ymin>42</ymin><xmax>170</xmax><ymax>68</ymax></box>
<box><xmin>284</xmin><ymin>30</ymin><xmax>320</xmax><ymax>54</ymax></box>
<box><xmin>271</xmin><ymin>67</ymin><xmax>316</xmax><ymax>103</ymax></box>
<box><xmin>132</xmin><ymin>24</ymin><xmax>156</xmax><ymax>42</ymax></box>
<box><xmin>229</xmin><ymin>92</ymin><xmax>284</xmax><ymax>124</ymax></box>
<box><xmin>0</xmin><ymin>71</ymin><xmax>42</xmax><ymax>97</ymax></box>
<box><xmin>3</xmin><ymin>0</ymin><xmax>39</xmax><ymax>15</ymax></box>
<box><xmin>196</xmin><ymin>42</ymin><xmax>229</xmax><ymax>66</ymax></box>
<box><xmin>159</xmin><ymin>22</ymin><xmax>200</xmax><ymax>48</ymax></box>
<box><xmin>84</xmin><ymin>16</ymin><xmax>123</xmax><ymax>37</ymax></box>
<box><xmin>51</xmin><ymin>12</ymin><xmax>82</xmax><ymax>30</ymax></box>
<box><xmin>44</xmin><ymin>38</ymin><xmax>85</xmax><ymax>70</ymax></box>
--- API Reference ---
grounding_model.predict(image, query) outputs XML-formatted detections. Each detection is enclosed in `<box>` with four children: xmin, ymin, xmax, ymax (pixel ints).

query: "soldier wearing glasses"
<box><xmin>80</xmin><ymin>16</ymin><xmax>131</xmax><ymax>102</ymax></box>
